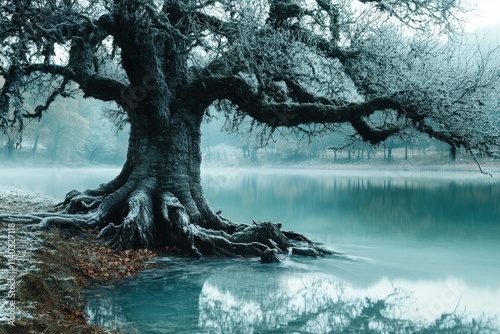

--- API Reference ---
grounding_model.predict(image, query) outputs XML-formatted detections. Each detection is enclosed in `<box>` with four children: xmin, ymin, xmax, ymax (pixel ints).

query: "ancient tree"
<box><xmin>1</xmin><ymin>0</ymin><xmax>499</xmax><ymax>260</ymax></box>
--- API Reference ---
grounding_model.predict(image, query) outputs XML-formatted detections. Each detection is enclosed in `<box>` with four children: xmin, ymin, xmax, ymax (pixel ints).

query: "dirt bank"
<box><xmin>0</xmin><ymin>187</ymin><xmax>155</xmax><ymax>334</ymax></box>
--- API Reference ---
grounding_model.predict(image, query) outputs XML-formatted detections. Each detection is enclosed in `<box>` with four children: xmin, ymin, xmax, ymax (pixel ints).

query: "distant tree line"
<box><xmin>0</xmin><ymin>93</ymin><xmax>127</xmax><ymax>165</ymax></box>
<box><xmin>200</xmin><ymin>114</ymin><xmax>470</xmax><ymax>165</ymax></box>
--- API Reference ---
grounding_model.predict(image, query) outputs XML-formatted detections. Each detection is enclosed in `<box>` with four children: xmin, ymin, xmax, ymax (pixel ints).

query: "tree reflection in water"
<box><xmin>198</xmin><ymin>268</ymin><xmax>496</xmax><ymax>334</ymax></box>
<box><xmin>84</xmin><ymin>258</ymin><xmax>498</xmax><ymax>334</ymax></box>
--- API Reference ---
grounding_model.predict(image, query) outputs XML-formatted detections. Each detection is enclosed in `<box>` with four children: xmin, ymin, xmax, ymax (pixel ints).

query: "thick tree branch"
<box><xmin>267</xmin><ymin>1</ymin><xmax>304</xmax><ymax>28</ymax></box>
<box><xmin>187</xmin><ymin>73</ymin><xmax>497</xmax><ymax>151</ymax></box>
<box><xmin>350</xmin><ymin>117</ymin><xmax>400</xmax><ymax>144</ymax></box>
<box><xmin>416</xmin><ymin>120</ymin><xmax>466</xmax><ymax>150</ymax></box>
<box><xmin>22</xmin><ymin>64</ymin><xmax>125</xmax><ymax>102</ymax></box>
<box><xmin>23</xmin><ymin>64</ymin><xmax>77</xmax><ymax>80</ymax></box>
<box><xmin>79</xmin><ymin>74</ymin><xmax>127</xmax><ymax>102</ymax></box>
<box><xmin>284</xmin><ymin>79</ymin><xmax>335</xmax><ymax>105</ymax></box>
<box><xmin>186</xmin><ymin>75</ymin><xmax>403</xmax><ymax>128</ymax></box>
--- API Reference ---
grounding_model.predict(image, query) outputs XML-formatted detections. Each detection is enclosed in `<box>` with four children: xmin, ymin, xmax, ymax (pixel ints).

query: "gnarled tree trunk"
<box><xmin>59</xmin><ymin>100</ymin><xmax>333</xmax><ymax>262</ymax></box>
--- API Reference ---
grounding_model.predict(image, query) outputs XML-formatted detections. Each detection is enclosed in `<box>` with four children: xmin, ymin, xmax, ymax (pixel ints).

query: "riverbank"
<box><xmin>0</xmin><ymin>187</ymin><xmax>156</xmax><ymax>333</ymax></box>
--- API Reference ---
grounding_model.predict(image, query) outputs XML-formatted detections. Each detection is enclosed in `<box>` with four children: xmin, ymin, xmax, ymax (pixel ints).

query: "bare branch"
<box><xmin>358</xmin><ymin>0</ymin><xmax>467</xmax><ymax>32</ymax></box>
<box><xmin>23</xmin><ymin>77</ymin><xmax>70</xmax><ymax>120</ymax></box>
<box><xmin>23</xmin><ymin>63</ymin><xmax>77</xmax><ymax>79</ymax></box>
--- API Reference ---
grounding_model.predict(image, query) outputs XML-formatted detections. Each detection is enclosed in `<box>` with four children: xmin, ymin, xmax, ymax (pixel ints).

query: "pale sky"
<box><xmin>466</xmin><ymin>0</ymin><xmax>500</xmax><ymax>30</ymax></box>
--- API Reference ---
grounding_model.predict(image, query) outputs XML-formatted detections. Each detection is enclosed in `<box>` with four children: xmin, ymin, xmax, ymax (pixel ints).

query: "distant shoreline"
<box><xmin>1</xmin><ymin>141</ymin><xmax>499</xmax><ymax>172</ymax></box>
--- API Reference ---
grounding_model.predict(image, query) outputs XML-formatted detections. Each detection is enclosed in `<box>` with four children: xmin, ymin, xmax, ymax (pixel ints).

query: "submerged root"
<box><xmin>192</xmin><ymin>225</ymin><xmax>269</xmax><ymax>258</ymax></box>
<box><xmin>187</xmin><ymin>220</ymin><xmax>335</xmax><ymax>263</ymax></box>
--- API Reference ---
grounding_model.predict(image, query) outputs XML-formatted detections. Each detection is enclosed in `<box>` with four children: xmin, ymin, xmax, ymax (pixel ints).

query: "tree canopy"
<box><xmin>1</xmin><ymin>0</ymin><xmax>499</xmax><ymax>157</ymax></box>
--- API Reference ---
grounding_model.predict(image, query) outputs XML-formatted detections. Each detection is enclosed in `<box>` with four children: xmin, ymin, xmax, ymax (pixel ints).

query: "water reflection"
<box><xmin>198</xmin><ymin>261</ymin><xmax>498</xmax><ymax>333</ymax></box>
<box><xmin>202</xmin><ymin>169</ymin><xmax>500</xmax><ymax>242</ymax></box>
<box><xmin>85</xmin><ymin>258</ymin><xmax>499</xmax><ymax>334</ymax></box>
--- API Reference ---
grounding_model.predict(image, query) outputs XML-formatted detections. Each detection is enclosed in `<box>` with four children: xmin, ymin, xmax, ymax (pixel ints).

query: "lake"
<box><xmin>1</xmin><ymin>167</ymin><xmax>500</xmax><ymax>333</ymax></box>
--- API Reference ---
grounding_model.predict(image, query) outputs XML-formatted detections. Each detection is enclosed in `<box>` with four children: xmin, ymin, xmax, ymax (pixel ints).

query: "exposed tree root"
<box><xmin>0</xmin><ymin>211</ymin><xmax>99</xmax><ymax>230</ymax></box>
<box><xmin>63</xmin><ymin>191</ymin><xmax>103</xmax><ymax>214</ymax></box>
<box><xmin>98</xmin><ymin>187</ymin><xmax>156</xmax><ymax>249</ymax></box>
<box><xmin>0</xmin><ymin>184</ymin><xmax>337</xmax><ymax>263</ymax></box>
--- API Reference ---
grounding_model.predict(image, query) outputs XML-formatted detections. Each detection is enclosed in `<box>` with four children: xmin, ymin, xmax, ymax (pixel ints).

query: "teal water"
<box><xmin>2</xmin><ymin>168</ymin><xmax>500</xmax><ymax>332</ymax></box>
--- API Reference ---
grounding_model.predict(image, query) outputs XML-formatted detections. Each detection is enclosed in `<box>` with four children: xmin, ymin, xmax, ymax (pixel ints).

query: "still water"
<box><xmin>2</xmin><ymin>167</ymin><xmax>500</xmax><ymax>333</ymax></box>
